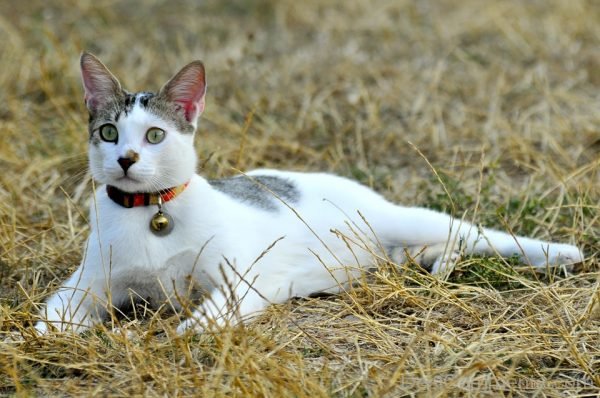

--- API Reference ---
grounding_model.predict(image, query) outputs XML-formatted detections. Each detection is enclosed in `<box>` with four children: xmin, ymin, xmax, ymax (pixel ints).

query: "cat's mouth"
<box><xmin>110</xmin><ymin>175</ymin><xmax>145</xmax><ymax>192</ymax></box>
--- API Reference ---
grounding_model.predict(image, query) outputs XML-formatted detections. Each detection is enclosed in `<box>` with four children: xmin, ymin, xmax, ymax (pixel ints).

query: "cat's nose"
<box><xmin>117</xmin><ymin>157</ymin><xmax>136</xmax><ymax>173</ymax></box>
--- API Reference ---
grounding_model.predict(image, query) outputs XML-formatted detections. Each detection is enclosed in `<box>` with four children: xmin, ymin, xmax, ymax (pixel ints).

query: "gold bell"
<box><xmin>150</xmin><ymin>210</ymin><xmax>174</xmax><ymax>236</ymax></box>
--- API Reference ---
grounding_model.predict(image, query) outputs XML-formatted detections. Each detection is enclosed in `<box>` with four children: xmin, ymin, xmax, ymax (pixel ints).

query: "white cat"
<box><xmin>35</xmin><ymin>53</ymin><xmax>584</xmax><ymax>334</ymax></box>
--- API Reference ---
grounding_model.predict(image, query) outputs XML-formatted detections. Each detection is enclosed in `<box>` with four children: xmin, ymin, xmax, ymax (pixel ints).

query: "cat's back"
<box><xmin>208</xmin><ymin>169</ymin><xmax>387</xmax><ymax>213</ymax></box>
<box><xmin>208</xmin><ymin>172</ymin><xmax>300</xmax><ymax>211</ymax></box>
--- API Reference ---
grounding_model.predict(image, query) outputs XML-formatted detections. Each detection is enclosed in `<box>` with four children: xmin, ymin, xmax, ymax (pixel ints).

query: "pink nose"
<box><xmin>117</xmin><ymin>157</ymin><xmax>136</xmax><ymax>173</ymax></box>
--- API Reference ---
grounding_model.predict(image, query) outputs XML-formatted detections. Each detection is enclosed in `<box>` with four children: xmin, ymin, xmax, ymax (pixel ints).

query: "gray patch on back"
<box><xmin>209</xmin><ymin>175</ymin><xmax>300</xmax><ymax>211</ymax></box>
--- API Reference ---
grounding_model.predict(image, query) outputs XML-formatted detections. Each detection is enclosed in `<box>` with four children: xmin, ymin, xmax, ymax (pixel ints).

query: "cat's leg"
<box><xmin>463</xmin><ymin>226</ymin><xmax>583</xmax><ymax>268</ymax></box>
<box><xmin>365</xmin><ymin>204</ymin><xmax>583</xmax><ymax>273</ymax></box>
<box><xmin>34</xmin><ymin>253</ymin><xmax>119</xmax><ymax>334</ymax></box>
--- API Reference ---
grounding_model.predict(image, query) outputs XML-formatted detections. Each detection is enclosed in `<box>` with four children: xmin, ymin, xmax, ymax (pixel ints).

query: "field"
<box><xmin>1</xmin><ymin>0</ymin><xmax>599</xmax><ymax>396</ymax></box>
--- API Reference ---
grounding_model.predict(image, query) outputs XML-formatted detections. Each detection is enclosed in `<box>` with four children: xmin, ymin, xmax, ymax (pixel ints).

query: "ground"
<box><xmin>0</xmin><ymin>0</ymin><xmax>598</xmax><ymax>396</ymax></box>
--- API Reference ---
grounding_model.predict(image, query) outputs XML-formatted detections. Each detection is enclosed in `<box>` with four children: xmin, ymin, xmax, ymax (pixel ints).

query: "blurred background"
<box><xmin>2</xmin><ymin>1</ymin><xmax>597</xmax><ymax>174</ymax></box>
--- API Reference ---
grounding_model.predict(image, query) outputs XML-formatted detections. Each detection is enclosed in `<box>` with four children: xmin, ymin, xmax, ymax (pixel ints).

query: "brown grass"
<box><xmin>1</xmin><ymin>0</ymin><xmax>599</xmax><ymax>396</ymax></box>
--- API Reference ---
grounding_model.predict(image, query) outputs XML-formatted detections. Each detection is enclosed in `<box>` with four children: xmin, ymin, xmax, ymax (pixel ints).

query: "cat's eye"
<box><xmin>99</xmin><ymin>124</ymin><xmax>118</xmax><ymax>143</ymax></box>
<box><xmin>146</xmin><ymin>127</ymin><xmax>166</xmax><ymax>144</ymax></box>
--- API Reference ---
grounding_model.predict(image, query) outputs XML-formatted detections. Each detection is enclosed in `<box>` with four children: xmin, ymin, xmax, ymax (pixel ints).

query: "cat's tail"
<box><xmin>371</xmin><ymin>205</ymin><xmax>583</xmax><ymax>274</ymax></box>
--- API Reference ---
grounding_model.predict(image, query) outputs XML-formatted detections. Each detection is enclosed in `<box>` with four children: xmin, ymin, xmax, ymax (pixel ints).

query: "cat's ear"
<box><xmin>159</xmin><ymin>61</ymin><xmax>206</xmax><ymax>124</ymax></box>
<box><xmin>80</xmin><ymin>52</ymin><xmax>122</xmax><ymax>113</ymax></box>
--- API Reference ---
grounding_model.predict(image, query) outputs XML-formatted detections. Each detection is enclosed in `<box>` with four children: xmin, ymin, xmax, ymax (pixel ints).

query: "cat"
<box><xmin>35</xmin><ymin>52</ymin><xmax>584</xmax><ymax>334</ymax></box>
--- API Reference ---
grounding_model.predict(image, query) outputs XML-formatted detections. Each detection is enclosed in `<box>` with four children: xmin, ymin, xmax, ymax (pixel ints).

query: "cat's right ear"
<box><xmin>80</xmin><ymin>52</ymin><xmax>122</xmax><ymax>113</ymax></box>
<box><xmin>159</xmin><ymin>61</ymin><xmax>206</xmax><ymax>125</ymax></box>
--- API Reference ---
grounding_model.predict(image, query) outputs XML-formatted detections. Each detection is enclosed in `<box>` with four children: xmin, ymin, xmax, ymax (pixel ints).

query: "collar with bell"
<box><xmin>106</xmin><ymin>181</ymin><xmax>189</xmax><ymax>236</ymax></box>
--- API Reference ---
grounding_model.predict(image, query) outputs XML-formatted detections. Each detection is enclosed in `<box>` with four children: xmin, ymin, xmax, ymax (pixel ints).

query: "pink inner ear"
<box><xmin>83</xmin><ymin>90</ymin><xmax>104</xmax><ymax>112</ymax></box>
<box><xmin>81</xmin><ymin>70</ymin><xmax>97</xmax><ymax>109</ymax></box>
<box><xmin>84</xmin><ymin>92</ymin><xmax>98</xmax><ymax>110</ymax></box>
<box><xmin>162</xmin><ymin>61</ymin><xmax>206</xmax><ymax>123</ymax></box>
<box><xmin>177</xmin><ymin>96</ymin><xmax>205</xmax><ymax>122</ymax></box>
<box><xmin>83</xmin><ymin>92</ymin><xmax>102</xmax><ymax>111</ymax></box>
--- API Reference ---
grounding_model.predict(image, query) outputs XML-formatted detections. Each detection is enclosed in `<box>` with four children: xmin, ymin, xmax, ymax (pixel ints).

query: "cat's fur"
<box><xmin>36</xmin><ymin>53</ymin><xmax>584</xmax><ymax>334</ymax></box>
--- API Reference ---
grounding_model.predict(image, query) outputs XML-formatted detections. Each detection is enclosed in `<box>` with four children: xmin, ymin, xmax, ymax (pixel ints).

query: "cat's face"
<box><xmin>80</xmin><ymin>53</ymin><xmax>206</xmax><ymax>193</ymax></box>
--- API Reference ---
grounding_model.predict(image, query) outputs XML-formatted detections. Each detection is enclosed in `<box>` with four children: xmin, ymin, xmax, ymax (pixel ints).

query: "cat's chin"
<box><xmin>108</xmin><ymin>176</ymin><xmax>150</xmax><ymax>193</ymax></box>
<box><xmin>107</xmin><ymin>176</ymin><xmax>188</xmax><ymax>194</ymax></box>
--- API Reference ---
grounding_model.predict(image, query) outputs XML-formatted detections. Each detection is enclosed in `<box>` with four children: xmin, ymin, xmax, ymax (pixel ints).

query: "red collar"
<box><xmin>106</xmin><ymin>182</ymin><xmax>190</xmax><ymax>208</ymax></box>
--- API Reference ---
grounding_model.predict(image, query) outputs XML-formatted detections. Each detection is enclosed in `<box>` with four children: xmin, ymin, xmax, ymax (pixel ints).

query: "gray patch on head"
<box><xmin>209</xmin><ymin>175</ymin><xmax>300</xmax><ymax>211</ymax></box>
<box><xmin>87</xmin><ymin>90</ymin><xmax>127</xmax><ymax>144</ymax></box>
<box><xmin>145</xmin><ymin>93</ymin><xmax>195</xmax><ymax>134</ymax></box>
<box><xmin>87</xmin><ymin>90</ymin><xmax>195</xmax><ymax>143</ymax></box>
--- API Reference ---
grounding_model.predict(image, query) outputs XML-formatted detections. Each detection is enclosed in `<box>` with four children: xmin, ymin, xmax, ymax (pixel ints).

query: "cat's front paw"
<box><xmin>34</xmin><ymin>314</ymin><xmax>95</xmax><ymax>334</ymax></box>
<box><xmin>34</xmin><ymin>320</ymin><xmax>72</xmax><ymax>334</ymax></box>
<box><xmin>3</xmin><ymin>330</ymin><xmax>26</xmax><ymax>343</ymax></box>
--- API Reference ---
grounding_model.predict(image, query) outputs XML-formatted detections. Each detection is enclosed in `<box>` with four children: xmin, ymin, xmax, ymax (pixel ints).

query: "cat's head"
<box><xmin>80</xmin><ymin>52</ymin><xmax>206</xmax><ymax>193</ymax></box>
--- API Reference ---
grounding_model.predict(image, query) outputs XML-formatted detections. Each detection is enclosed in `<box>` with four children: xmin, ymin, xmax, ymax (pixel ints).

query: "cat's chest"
<box><xmin>88</xmin><ymin>179</ymin><xmax>294</xmax><ymax>272</ymax></box>
<box><xmin>91</xmin><ymin>196</ymin><xmax>211</xmax><ymax>268</ymax></box>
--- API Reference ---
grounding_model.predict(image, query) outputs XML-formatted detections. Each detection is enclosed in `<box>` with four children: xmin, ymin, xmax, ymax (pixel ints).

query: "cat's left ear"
<box><xmin>159</xmin><ymin>61</ymin><xmax>206</xmax><ymax>125</ymax></box>
<box><xmin>80</xmin><ymin>52</ymin><xmax>122</xmax><ymax>114</ymax></box>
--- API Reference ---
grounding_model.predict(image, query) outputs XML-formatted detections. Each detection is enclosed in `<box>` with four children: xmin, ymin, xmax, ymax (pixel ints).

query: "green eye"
<box><xmin>99</xmin><ymin>124</ymin><xmax>118</xmax><ymax>143</ymax></box>
<box><xmin>146</xmin><ymin>127</ymin><xmax>165</xmax><ymax>144</ymax></box>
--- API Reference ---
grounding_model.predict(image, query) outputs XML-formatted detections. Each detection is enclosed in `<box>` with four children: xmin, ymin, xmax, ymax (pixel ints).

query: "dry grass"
<box><xmin>1</xmin><ymin>0</ymin><xmax>599</xmax><ymax>396</ymax></box>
